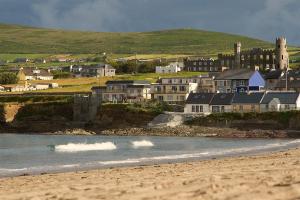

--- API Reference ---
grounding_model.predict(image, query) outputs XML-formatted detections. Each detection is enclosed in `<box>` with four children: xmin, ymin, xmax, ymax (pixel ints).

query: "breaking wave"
<box><xmin>54</xmin><ymin>142</ymin><xmax>117</xmax><ymax>153</ymax></box>
<box><xmin>132</xmin><ymin>140</ymin><xmax>154</xmax><ymax>148</ymax></box>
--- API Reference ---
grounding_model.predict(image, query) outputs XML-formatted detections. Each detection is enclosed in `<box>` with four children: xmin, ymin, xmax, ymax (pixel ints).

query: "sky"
<box><xmin>0</xmin><ymin>0</ymin><xmax>299</xmax><ymax>45</ymax></box>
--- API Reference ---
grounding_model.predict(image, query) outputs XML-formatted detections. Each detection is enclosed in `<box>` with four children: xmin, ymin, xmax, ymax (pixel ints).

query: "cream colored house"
<box><xmin>151</xmin><ymin>82</ymin><xmax>198</xmax><ymax>103</ymax></box>
<box><xmin>91</xmin><ymin>80</ymin><xmax>151</xmax><ymax>103</ymax></box>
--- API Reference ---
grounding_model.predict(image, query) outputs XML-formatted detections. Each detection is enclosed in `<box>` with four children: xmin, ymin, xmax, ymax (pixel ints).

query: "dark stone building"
<box><xmin>184</xmin><ymin>37</ymin><xmax>289</xmax><ymax>72</ymax></box>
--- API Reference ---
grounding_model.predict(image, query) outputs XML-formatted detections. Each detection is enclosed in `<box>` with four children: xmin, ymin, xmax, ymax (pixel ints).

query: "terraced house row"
<box><xmin>184</xmin><ymin>91</ymin><xmax>300</xmax><ymax>114</ymax></box>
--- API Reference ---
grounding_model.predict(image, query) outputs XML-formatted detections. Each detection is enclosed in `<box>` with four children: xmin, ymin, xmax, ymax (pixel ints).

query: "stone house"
<box><xmin>184</xmin><ymin>93</ymin><xmax>214</xmax><ymax>115</ymax></box>
<box><xmin>214</xmin><ymin>69</ymin><xmax>265</xmax><ymax>93</ymax></box>
<box><xmin>210</xmin><ymin>93</ymin><xmax>235</xmax><ymax>113</ymax></box>
<box><xmin>260</xmin><ymin>92</ymin><xmax>300</xmax><ymax>112</ymax></box>
<box><xmin>232</xmin><ymin>92</ymin><xmax>264</xmax><ymax>113</ymax></box>
<box><xmin>18</xmin><ymin>67</ymin><xmax>53</xmax><ymax>81</ymax></box>
<box><xmin>71</xmin><ymin>64</ymin><xmax>115</xmax><ymax>78</ymax></box>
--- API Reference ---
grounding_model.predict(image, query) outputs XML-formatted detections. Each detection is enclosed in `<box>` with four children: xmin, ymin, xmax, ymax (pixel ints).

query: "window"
<box><xmin>167</xmin><ymin>95</ymin><xmax>173</xmax><ymax>101</ymax></box>
<box><xmin>251</xmin><ymin>105</ymin><xmax>255</xmax><ymax>112</ymax></box>
<box><xmin>192</xmin><ymin>106</ymin><xmax>195</xmax><ymax>112</ymax></box>
<box><xmin>221</xmin><ymin>106</ymin><xmax>225</xmax><ymax>113</ymax></box>
<box><xmin>171</xmin><ymin>86</ymin><xmax>177</xmax><ymax>92</ymax></box>
<box><xmin>239</xmin><ymin>105</ymin><xmax>243</xmax><ymax>111</ymax></box>
<box><xmin>158</xmin><ymin>96</ymin><xmax>163</xmax><ymax>101</ymax></box>
<box><xmin>179</xmin><ymin>86</ymin><xmax>186</xmax><ymax>91</ymax></box>
<box><xmin>200</xmin><ymin>106</ymin><xmax>203</xmax><ymax>112</ymax></box>
<box><xmin>285</xmin><ymin>105</ymin><xmax>290</xmax><ymax>110</ymax></box>
<box><xmin>196</xmin><ymin>106</ymin><xmax>199</xmax><ymax>112</ymax></box>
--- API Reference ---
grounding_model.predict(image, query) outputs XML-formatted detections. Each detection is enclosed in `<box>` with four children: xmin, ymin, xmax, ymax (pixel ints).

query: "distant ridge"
<box><xmin>0</xmin><ymin>23</ymin><xmax>273</xmax><ymax>55</ymax></box>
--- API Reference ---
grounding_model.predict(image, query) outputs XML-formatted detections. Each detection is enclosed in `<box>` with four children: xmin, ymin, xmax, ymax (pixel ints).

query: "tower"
<box><xmin>234</xmin><ymin>42</ymin><xmax>241</xmax><ymax>68</ymax></box>
<box><xmin>275</xmin><ymin>37</ymin><xmax>289</xmax><ymax>70</ymax></box>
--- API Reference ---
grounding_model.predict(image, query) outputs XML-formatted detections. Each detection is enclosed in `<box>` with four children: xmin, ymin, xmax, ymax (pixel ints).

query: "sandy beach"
<box><xmin>1</xmin><ymin>148</ymin><xmax>300</xmax><ymax>200</ymax></box>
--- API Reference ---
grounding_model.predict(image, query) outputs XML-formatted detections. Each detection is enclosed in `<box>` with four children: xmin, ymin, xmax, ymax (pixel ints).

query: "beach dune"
<box><xmin>1</xmin><ymin>149</ymin><xmax>300</xmax><ymax>200</ymax></box>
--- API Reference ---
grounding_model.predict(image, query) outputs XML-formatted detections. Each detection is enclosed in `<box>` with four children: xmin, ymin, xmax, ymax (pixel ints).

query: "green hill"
<box><xmin>0</xmin><ymin>23</ymin><xmax>274</xmax><ymax>55</ymax></box>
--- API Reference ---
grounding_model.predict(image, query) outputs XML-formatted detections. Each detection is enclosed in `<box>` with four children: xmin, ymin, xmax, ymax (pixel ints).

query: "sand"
<box><xmin>1</xmin><ymin>149</ymin><xmax>300</xmax><ymax>200</ymax></box>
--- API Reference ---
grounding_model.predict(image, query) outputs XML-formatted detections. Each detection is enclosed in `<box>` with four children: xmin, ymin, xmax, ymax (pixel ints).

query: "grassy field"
<box><xmin>0</xmin><ymin>23</ymin><xmax>274</xmax><ymax>55</ymax></box>
<box><xmin>21</xmin><ymin>71</ymin><xmax>204</xmax><ymax>93</ymax></box>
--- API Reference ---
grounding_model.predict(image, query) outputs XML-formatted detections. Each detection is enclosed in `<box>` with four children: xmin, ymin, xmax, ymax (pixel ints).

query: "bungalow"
<box><xmin>155</xmin><ymin>62</ymin><xmax>183</xmax><ymax>74</ymax></box>
<box><xmin>184</xmin><ymin>93</ymin><xmax>214</xmax><ymax>115</ymax></box>
<box><xmin>232</xmin><ymin>92</ymin><xmax>264</xmax><ymax>113</ymax></box>
<box><xmin>92</xmin><ymin>80</ymin><xmax>151</xmax><ymax>103</ymax></box>
<box><xmin>264</xmin><ymin>70</ymin><xmax>282</xmax><ymax>90</ymax></box>
<box><xmin>210</xmin><ymin>93</ymin><xmax>234</xmax><ymax>113</ymax></box>
<box><xmin>260</xmin><ymin>91</ymin><xmax>300</xmax><ymax>112</ymax></box>
<box><xmin>18</xmin><ymin>67</ymin><xmax>53</xmax><ymax>81</ymax></box>
<box><xmin>214</xmin><ymin>69</ymin><xmax>265</xmax><ymax>93</ymax></box>
<box><xmin>274</xmin><ymin>70</ymin><xmax>300</xmax><ymax>92</ymax></box>
<box><xmin>71</xmin><ymin>64</ymin><xmax>115</xmax><ymax>78</ymax></box>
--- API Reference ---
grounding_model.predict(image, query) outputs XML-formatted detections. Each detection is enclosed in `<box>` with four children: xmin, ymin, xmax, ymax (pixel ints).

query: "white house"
<box><xmin>155</xmin><ymin>62</ymin><xmax>183</xmax><ymax>74</ymax></box>
<box><xmin>184</xmin><ymin>93</ymin><xmax>214</xmax><ymax>115</ymax></box>
<box><xmin>260</xmin><ymin>91</ymin><xmax>300</xmax><ymax>112</ymax></box>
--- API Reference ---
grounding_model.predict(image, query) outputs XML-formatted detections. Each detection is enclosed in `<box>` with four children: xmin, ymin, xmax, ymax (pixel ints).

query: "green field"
<box><xmin>0</xmin><ymin>23</ymin><xmax>275</xmax><ymax>55</ymax></box>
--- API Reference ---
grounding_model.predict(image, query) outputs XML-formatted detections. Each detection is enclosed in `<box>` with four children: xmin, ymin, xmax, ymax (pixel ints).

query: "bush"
<box><xmin>52</xmin><ymin>71</ymin><xmax>72</xmax><ymax>79</ymax></box>
<box><xmin>0</xmin><ymin>72</ymin><xmax>19</xmax><ymax>84</ymax></box>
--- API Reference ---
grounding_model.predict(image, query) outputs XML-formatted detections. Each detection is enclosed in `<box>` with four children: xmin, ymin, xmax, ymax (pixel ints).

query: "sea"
<box><xmin>0</xmin><ymin>134</ymin><xmax>299</xmax><ymax>177</ymax></box>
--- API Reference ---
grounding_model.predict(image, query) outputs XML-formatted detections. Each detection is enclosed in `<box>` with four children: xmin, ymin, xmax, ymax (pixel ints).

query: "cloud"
<box><xmin>31</xmin><ymin>0</ymin><xmax>125</xmax><ymax>31</ymax></box>
<box><xmin>0</xmin><ymin>0</ymin><xmax>299</xmax><ymax>45</ymax></box>
<box><xmin>243</xmin><ymin>0</ymin><xmax>300</xmax><ymax>44</ymax></box>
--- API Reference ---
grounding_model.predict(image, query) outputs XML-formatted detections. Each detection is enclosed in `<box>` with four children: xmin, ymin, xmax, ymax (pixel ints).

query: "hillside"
<box><xmin>0</xmin><ymin>23</ymin><xmax>274</xmax><ymax>55</ymax></box>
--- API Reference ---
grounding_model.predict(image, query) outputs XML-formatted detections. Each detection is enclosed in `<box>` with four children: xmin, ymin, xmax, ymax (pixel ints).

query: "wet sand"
<box><xmin>1</xmin><ymin>148</ymin><xmax>300</xmax><ymax>200</ymax></box>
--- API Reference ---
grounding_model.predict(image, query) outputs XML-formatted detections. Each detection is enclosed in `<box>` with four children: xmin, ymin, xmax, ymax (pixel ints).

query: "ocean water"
<box><xmin>0</xmin><ymin>134</ymin><xmax>299</xmax><ymax>177</ymax></box>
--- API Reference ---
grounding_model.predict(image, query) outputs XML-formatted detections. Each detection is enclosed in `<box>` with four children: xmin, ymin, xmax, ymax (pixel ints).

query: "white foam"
<box><xmin>55</xmin><ymin>142</ymin><xmax>117</xmax><ymax>153</ymax></box>
<box><xmin>132</xmin><ymin>140</ymin><xmax>154</xmax><ymax>148</ymax></box>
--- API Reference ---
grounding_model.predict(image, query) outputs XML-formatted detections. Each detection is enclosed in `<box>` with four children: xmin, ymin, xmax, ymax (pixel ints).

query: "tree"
<box><xmin>0</xmin><ymin>72</ymin><xmax>19</xmax><ymax>84</ymax></box>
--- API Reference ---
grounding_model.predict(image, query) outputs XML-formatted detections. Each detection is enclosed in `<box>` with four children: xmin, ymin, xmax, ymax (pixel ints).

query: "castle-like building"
<box><xmin>184</xmin><ymin>37</ymin><xmax>289</xmax><ymax>72</ymax></box>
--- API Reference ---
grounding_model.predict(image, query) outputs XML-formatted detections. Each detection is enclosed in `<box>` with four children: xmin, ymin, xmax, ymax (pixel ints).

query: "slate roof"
<box><xmin>275</xmin><ymin>80</ymin><xmax>300</xmax><ymax>89</ymax></box>
<box><xmin>214</xmin><ymin>69</ymin><xmax>255</xmax><ymax>80</ymax></box>
<box><xmin>260</xmin><ymin>92</ymin><xmax>299</xmax><ymax>104</ymax></box>
<box><xmin>210</xmin><ymin>93</ymin><xmax>235</xmax><ymax>105</ymax></box>
<box><xmin>232</xmin><ymin>92</ymin><xmax>264</xmax><ymax>104</ymax></box>
<box><xmin>105</xmin><ymin>80</ymin><xmax>150</xmax><ymax>85</ymax></box>
<box><xmin>186</xmin><ymin>93</ymin><xmax>214</xmax><ymax>104</ymax></box>
<box><xmin>264</xmin><ymin>70</ymin><xmax>283</xmax><ymax>79</ymax></box>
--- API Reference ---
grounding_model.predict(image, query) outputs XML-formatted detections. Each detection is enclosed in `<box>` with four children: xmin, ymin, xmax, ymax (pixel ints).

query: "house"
<box><xmin>155</xmin><ymin>62</ymin><xmax>183</xmax><ymax>74</ymax></box>
<box><xmin>18</xmin><ymin>67</ymin><xmax>53</xmax><ymax>81</ymax></box>
<box><xmin>260</xmin><ymin>91</ymin><xmax>300</xmax><ymax>112</ymax></box>
<box><xmin>151</xmin><ymin>78</ymin><xmax>198</xmax><ymax>103</ymax></box>
<box><xmin>274</xmin><ymin>70</ymin><xmax>300</xmax><ymax>92</ymax></box>
<box><xmin>214</xmin><ymin>69</ymin><xmax>265</xmax><ymax>93</ymax></box>
<box><xmin>232</xmin><ymin>92</ymin><xmax>264</xmax><ymax>113</ymax></box>
<box><xmin>71</xmin><ymin>64</ymin><xmax>115</xmax><ymax>77</ymax></box>
<box><xmin>183</xmin><ymin>57</ymin><xmax>219</xmax><ymax>72</ymax></box>
<box><xmin>29</xmin><ymin>83</ymin><xmax>50</xmax><ymax>91</ymax></box>
<box><xmin>210</xmin><ymin>93</ymin><xmax>235</xmax><ymax>113</ymax></box>
<box><xmin>92</xmin><ymin>80</ymin><xmax>151</xmax><ymax>103</ymax></box>
<box><xmin>184</xmin><ymin>93</ymin><xmax>214</xmax><ymax>115</ymax></box>
<box><xmin>14</xmin><ymin>58</ymin><xmax>30</xmax><ymax>63</ymax></box>
<box><xmin>264</xmin><ymin>70</ymin><xmax>283</xmax><ymax>90</ymax></box>
<box><xmin>1</xmin><ymin>84</ymin><xmax>29</xmax><ymax>92</ymax></box>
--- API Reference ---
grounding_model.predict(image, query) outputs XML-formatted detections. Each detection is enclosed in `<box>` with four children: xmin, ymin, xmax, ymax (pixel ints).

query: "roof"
<box><xmin>232</xmin><ymin>92</ymin><xmax>264</xmax><ymax>104</ymax></box>
<box><xmin>264</xmin><ymin>70</ymin><xmax>283</xmax><ymax>79</ymax></box>
<box><xmin>186</xmin><ymin>93</ymin><xmax>214</xmax><ymax>104</ymax></box>
<box><xmin>21</xmin><ymin>67</ymin><xmax>53</xmax><ymax>77</ymax></box>
<box><xmin>210</xmin><ymin>93</ymin><xmax>235</xmax><ymax>105</ymax></box>
<box><xmin>275</xmin><ymin>80</ymin><xmax>300</xmax><ymax>89</ymax></box>
<box><xmin>105</xmin><ymin>80</ymin><xmax>150</xmax><ymax>85</ymax></box>
<box><xmin>261</xmin><ymin>92</ymin><xmax>299</xmax><ymax>104</ymax></box>
<box><xmin>214</xmin><ymin>69</ymin><xmax>255</xmax><ymax>80</ymax></box>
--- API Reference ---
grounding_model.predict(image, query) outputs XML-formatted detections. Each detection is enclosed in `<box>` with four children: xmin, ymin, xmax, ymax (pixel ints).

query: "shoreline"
<box><xmin>2</xmin><ymin>125</ymin><xmax>300</xmax><ymax>138</ymax></box>
<box><xmin>1</xmin><ymin>147</ymin><xmax>300</xmax><ymax>200</ymax></box>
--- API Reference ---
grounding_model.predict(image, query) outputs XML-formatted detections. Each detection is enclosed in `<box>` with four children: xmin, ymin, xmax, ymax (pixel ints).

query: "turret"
<box><xmin>275</xmin><ymin>37</ymin><xmax>289</xmax><ymax>70</ymax></box>
<box><xmin>234</xmin><ymin>42</ymin><xmax>241</xmax><ymax>68</ymax></box>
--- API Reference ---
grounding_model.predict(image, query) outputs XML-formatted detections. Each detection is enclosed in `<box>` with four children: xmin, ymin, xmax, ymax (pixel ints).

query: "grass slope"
<box><xmin>0</xmin><ymin>23</ymin><xmax>273</xmax><ymax>55</ymax></box>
